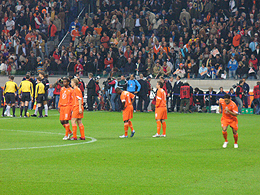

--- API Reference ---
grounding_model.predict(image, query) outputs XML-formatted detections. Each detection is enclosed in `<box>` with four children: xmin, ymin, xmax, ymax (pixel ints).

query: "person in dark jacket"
<box><xmin>205</xmin><ymin>87</ymin><xmax>217</xmax><ymax>107</ymax></box>
<box><xmin>137</xmin><ymin>74</ymin><xmax>149</xmax><ymax>112</ymax></box>
<box><xmin>124</xmin><ymin>58</ymin><xmax>135</xmax><ymax>75</ymax></box>
<box><xmin>165</xmin><ymin>77</ymin><xmax>173</xmax><ymax>111</ymax></box>
<box><xmin>193</xmin><ymin>87</ymin><xmax>204</xmax><ymax>112</ymax></box>
<box><xmin>242</xmin><ymin>78</ymin><xmax>250</xmax><ymax>108</ymax></box>
<box><xmin>171</xmin><ymin>76</ymin><xmax>182</xmax><ymax>112</ymax></box>
<box><xmin>87</xmin><ymin>73</ymin><xmax>95</xmax><ymax>111</ymax></box>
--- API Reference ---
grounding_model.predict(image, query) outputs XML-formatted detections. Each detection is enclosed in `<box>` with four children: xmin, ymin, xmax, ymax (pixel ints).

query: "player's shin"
<box><xmin>38</xmin><ymin>106</ymin><xmax>43</xmax><ymax>117</ymax></box>
<box><xmin>2</xmin><ymin>105</ymin><xmax>6</xmax><ymax>116</ymax></box>
<box><xmin>24</xmin><ymin>106</ymin><xmax>28</xmax><ymax>115</ymax></box>
<box><xmin>222</xmin><ymin>131</ymin><xmax>228</xmax><ymax>142</ymax></box>
<box><xmin>162</xmin><ymin>121</ymin><xmax>166</xmax><ymax>135</ymax></box>
<box><xmin>44</xmin><ymin>104</ymin><xmax>48</xmax><ymax>116</ymax></box>
<box><xmin>156</xmin><ymin>121</ymin><xmax>161</xmax><ymax>135</ymax></box>
<box><xmin>12</xmin><ymin>106</ymin><xmax>15</xmax><ymax>116</ymax></box>
<box><xmin>124</xmin><ymin>122</ymin><xmax>129</xmax><ymax>136</ymax></box>
<box><xmin>72</xmin><ymin>124</ymin><xmax>77</xmax><ymax>139</ymax></box>
<box><xmin>234</xmin><ymin>133</ymin><xmax>238</xmax><ymax>144</ymax></box>
<box><xmin>20</xmin><ymin>106</ymin><xmax>24</xmax><ymax>116</ymax></box>
<box><xmin>128</xmin><ymin>120</ymin><xmax>134</xmax><ymax>131</ymax></box>
<box><xmin>79</xmin><ymin>124</ymin><xmax>85</xmax><ymax>138</ymax></box>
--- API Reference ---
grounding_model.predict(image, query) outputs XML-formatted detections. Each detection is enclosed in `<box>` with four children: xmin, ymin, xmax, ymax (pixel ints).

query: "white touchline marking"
<box><xmin>0</xmin><ymin>129</ymin><xmax>97</xmax><ymax>151</ymax></box>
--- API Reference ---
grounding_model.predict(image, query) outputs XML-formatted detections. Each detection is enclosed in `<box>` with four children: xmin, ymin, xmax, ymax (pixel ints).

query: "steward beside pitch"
<box><xmin>35</xmin><ymin>77</ymin><xmax>45</xmax><ymax>118</ymax></box>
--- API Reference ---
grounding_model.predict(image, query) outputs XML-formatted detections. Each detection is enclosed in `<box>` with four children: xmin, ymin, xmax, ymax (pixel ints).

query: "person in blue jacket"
<box><xmin>228</xmin><ymin>55</ymin><xmax>238</xmax><ymax>79</ymax></box>
<box><xmin>68</xmin><ymin>18</ymin><xmax>81</xmax><ymax>33</ymax></box>
<box><xmin>127</xmin><ymin>74</ymin><xmax>141</xmax><ymax>112</ymax></box>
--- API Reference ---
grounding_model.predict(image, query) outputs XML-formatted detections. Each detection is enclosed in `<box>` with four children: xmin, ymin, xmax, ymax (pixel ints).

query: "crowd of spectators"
<box><xmin>0</xmin><ymin>0</ymin><xmax>79</xmax><ymax>75</ymax></box>
<box><xmin>1</xmin><ymin>0</ymin><xmax>260</xmax><ymax>80</ymax></box>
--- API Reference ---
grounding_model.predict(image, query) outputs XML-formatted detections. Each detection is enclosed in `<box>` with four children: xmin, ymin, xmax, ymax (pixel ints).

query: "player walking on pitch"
<box><xmin>153</xmin><ymin>81</ymin><xmax>167</xmax><ymax>137</ymax></box>
<box><xmin>19</xmin><ymin>74</ymin><xmax>33</xmax><ymax>117</ymax></box>
<box><xmin>115</xmin><ymin>87</ymin><xmax>135</xmax><ymax>138</ymax></box>
<box><xmin>58</xmin><ymin>78</ymin><xmax>73</xmax><ymax>140</ymax></box>
<box><xmin>219</xmin><ymin>94</ymin><xmax>239</xmax><ymax>148</ymax></box>
<box><xmin>70</xmin><ymin>78</ymin><xmax>85</xmax><ymax>140</ymax></box>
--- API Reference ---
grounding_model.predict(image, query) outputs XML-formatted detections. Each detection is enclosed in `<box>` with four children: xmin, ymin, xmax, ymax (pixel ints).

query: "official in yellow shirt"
<box><xmin>19</xmin><ymin>74</ymin><xmax>34</xmax><ymax>117</ymax></box>
<box><xmin>35</xmin><ymin>77</ymin><xmax>45</xmax><ymax>118</ymax></box>
<box><xmin>2</xmin><ymin>75</ymin><xmax>18</xmax><ymax>117</ymax></box>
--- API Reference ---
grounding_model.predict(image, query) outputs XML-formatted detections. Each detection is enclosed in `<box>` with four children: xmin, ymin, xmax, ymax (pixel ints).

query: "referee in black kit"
<box><xmin>2</xmin><ymin>75</ymin><xmax>18</xmax><ymax>117</ymax></box>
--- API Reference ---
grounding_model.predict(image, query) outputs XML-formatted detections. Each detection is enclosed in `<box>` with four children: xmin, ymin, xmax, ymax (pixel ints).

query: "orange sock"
<box><xmin>124</xmin><ymin>122</ymin><xmax>129</xmax><ymax>136</ymax></box>
<box><xmin>162</xmin><ymin>121</ymin><xmax>166</xmax><ymax>135</ymax></box>
<box><xmin>234</xmin><ymin>134</ymin><xmax>238</xmax><ymax>144</ymax></box>
<box><xmin>64</xmin><ymin>124</ymin><xmax>71</xmax><ymax>136</ymax></box>
<box><xmin>79</xmin><ymin>124</ymin><xmax>85</xmax><ymax>138</ymax></box>
<box><xmin>222</xmin><ymin>131</ymin><xmax>228</xmax><ymax>142</ymax></box>
<box><xmin>156</xmin><ymin>121</ymin><xmax>161</xmax><ymax>134</ymax></box>
<box><xmin>128</xmin><ymin>120</ymin><xmax>134</xmax><ymax>132</ymax></box>
<box><xmin>72</xmin><ymin>124</ymin><xmax>77</xmax><ymax>139</ymax></box>
<box><xmin>68</xmin><ymin>129</ymin><xmax>72</xmax><ymax>134</ymax></box>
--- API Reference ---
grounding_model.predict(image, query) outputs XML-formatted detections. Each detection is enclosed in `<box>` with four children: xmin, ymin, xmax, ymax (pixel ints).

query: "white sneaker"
<box><xmin>119</xmin><ymin>135</ymin><xmax>128</xmax><ymax>138</ymax></box>
<box><xmin>161</xmin><ymin>134</ymin><xmax>166</xmax><ymax>137</ymax></box>
<box><xmin>222</xmin><ymin>142</ymin><xmax>228</xmax><ymax>148</ymax></box>
<box><xmin>234</xmin><ymin>144</ymin><xmax>238</xmax><ymax>148</ymax></box>
<box><xmin>152</xmin><ymin>133</ymin><xmax>160</xmax><ymax>138</ymax></box>
<box><xmin>63</xmin><ymin>136</ymin><xmax>69</xmax><ymax>140</ymax></box>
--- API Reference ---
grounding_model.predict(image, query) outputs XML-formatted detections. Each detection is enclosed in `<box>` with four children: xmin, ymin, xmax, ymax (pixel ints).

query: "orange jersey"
<box><xmin>58</xmin><ymin>87</ymin><xmax>73</xmax><ymax>107</ymax></box>
<box><xmin>219</xmin><ymin>99</ymin><xmax>238</xmax><ymax>120</ymax></box>
<box><xmin>72</xmin><ymin>87</ymin><xmax>83</xmax><ymax>108</ymax></box>
<box><xmin>156</xmin><ymin>88</ymin><xmax>166</xmax><ymax>108</ymax></box>
<box><xmin>121</xmin><ymin>91</ymin><xmax>135</xmax><ymax>107</ymax></box>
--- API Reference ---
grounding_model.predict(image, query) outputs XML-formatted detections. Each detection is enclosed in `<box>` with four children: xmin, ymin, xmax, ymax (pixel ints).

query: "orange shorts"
<box><xmin>59</xmin><ymin>106</ymin><xmax>72</xmax><ymax>121</ymax></box>
<box><xmin>72</xmin><ymin>106</ymin><xmax>84</xmax><ymax>119</ymax></box>
<box><xmin>221</xmin><ymin>117</ymin><xmax>238</xmax><ymax>131</ymax></box>
<box><xmin>155</xmin><ymin>107</ymin><xmax>167</xmax><ymax>120</ymax></box>
<box><xmin>123</xmin><ymin>105</ymin><xmax>133</xmax><ymax>121</ymax></box>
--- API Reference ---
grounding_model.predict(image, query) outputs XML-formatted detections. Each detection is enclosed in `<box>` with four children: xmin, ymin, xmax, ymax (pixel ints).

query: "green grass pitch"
<box><xmin>0</xmin><ymin>109</ymin><xmax>260</xmax><ymax>195</ymax></box>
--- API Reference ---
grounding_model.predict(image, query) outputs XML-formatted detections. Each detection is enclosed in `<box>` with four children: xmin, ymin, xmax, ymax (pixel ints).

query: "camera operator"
<box><xmin>102</xmin><ymin>77</ymin><xmax>112</xmax><ymax>111</ymax></box>
<box><xmin>108</xmin><ymin>77</ymin><xmax>119</xmax><ymax>111</ymax></box>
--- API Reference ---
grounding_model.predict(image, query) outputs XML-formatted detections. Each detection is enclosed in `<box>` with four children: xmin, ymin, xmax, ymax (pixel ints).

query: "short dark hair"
<box><xmin>25</xmin><ymin>74</ymin><xmax>30</xmax><ymax>79</ymax></box>
<box><xmin>63</xmin><ymin>78</ymin><xmax>70</xmax><ymax>82</ymax></box>
<box><xmin>157</xmin><ymin>81</ymin><xmax>164</xmax><ymax>88</ymax></box>
<box><xmin>9</xmin><ymin>75</ymin><xmax>14</xmax><ymax>80</ymax></box>
<box><xmin>36</xmin><ymin>77</ymin><xmax>42</xmax><ymax>81</ymax></box>
<box><xmin>223</xmin><ymin>94</ymin><xmax>231</xmax><ymax>99</ymax></box>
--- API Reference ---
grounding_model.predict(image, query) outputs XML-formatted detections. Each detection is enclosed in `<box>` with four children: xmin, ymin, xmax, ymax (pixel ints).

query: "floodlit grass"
<box><xmin>0</xmin><ymin>109</ymin><xmax>259</xmax><ymax>195</ymax></box>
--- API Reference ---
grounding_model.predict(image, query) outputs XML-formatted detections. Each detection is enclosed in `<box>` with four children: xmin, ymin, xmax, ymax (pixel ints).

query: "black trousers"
<box><xmin>87</xmin><ymin>94</ymin><xmax>94</xmax><ymax>111</ymax></box>
<box><xmin>137</xmin><ymin>95</ymin><xmax>147</xmax><ymax>112</ymax></box>
<box><xmin>171</xmin><ymin>95</ymin><xmax>181</xmax><ymax>112</ymax></box>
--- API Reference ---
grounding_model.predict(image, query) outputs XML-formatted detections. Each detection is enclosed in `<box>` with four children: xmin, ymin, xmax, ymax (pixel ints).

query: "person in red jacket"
<box><xmin>53</xmin><ymin>48</ymin><xmax>60</xmax><ymax>60</ymax></box>
<box><xmin>232</xmin><ymin>31</ymin><xmax>241</xmax><ymax>48</ymax></box>
<box><xmin>48</xmin><ymin>21</ymin><xmax>57</xmax><ymax>41</ymax></box>
<box><xmin>74</xmin><ymin>60</ymin><xmax>84</xmax><ymax>76</ymax></box>
<box><xmin>249</xmin><ymin>54</ymin><xmax>258</xmax><ymax>70</ymax></box>
<box><xmin>104</xmin><ymin>53</ymin><xmax>113</xmax><ymax>75</ymax></box>
<box><xmin>100</xmin><ymin>32</ymin><xmax>109</xmax><ymax>49</ymax></box>
<box><xmin>253</xmin><ymin>82</ymin><xmax>260</xmax><ymax>114</ymax></box>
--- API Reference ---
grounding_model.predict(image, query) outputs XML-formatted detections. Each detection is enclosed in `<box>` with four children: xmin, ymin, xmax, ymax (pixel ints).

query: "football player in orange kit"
<box><xmin>58</xmin><ymin>78</ymin><xmax>73</xmax><ymax>140</ymax></box>
<box><xmin>219</xmin><ymin>94</ymin><xmax>239</xmax><ymax>148</ymax></box>
<box><xmin>115</xmin><ymin>87</ymin><xmax>135</xmax><ymax>138</ymax></box>
<box><xmin>153</xmin><ymin>81</ymin><xmax>167</xmax><ymax>137</ymax></box>
<box><xmin>70</xmin><ymin>78</ymin><xmax>85</xmax><ymax>140</ymax></box>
